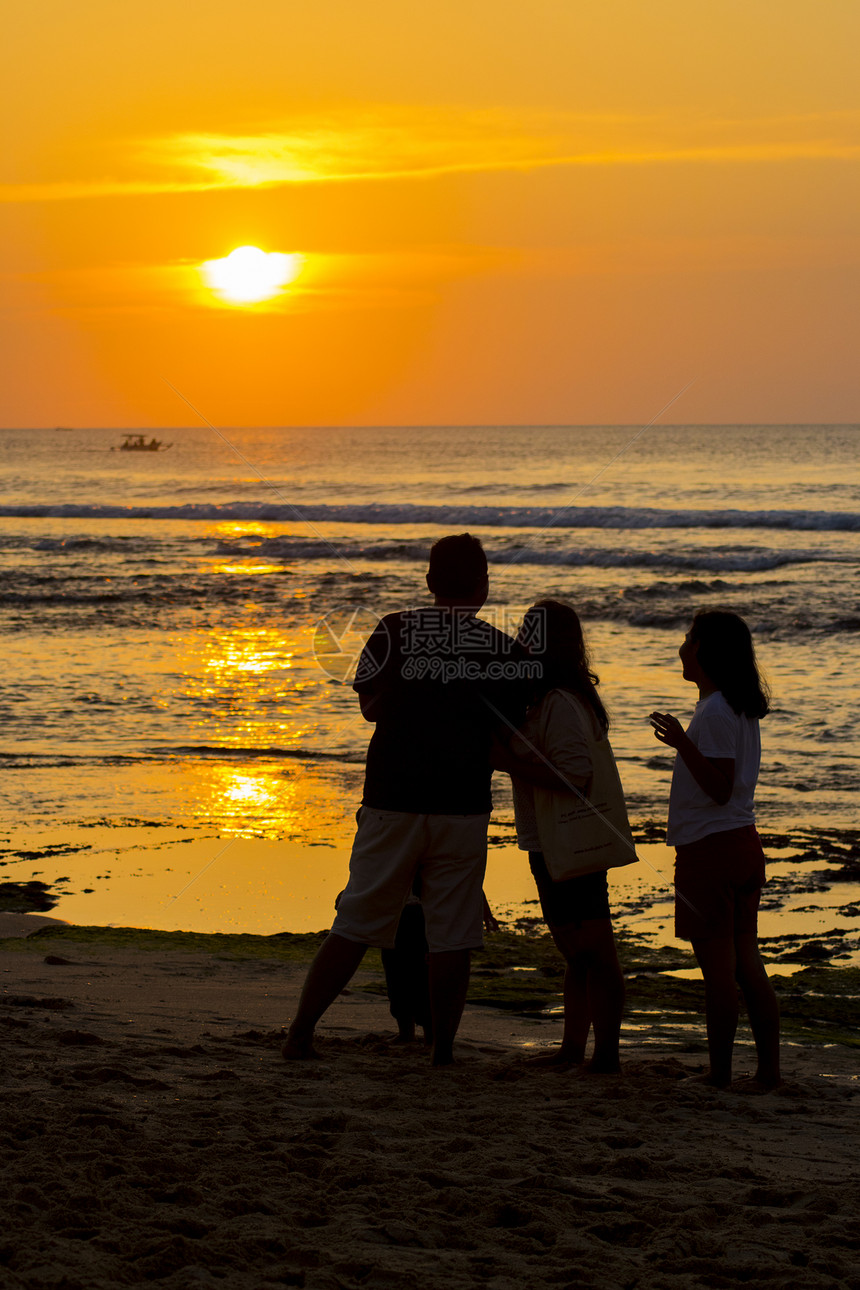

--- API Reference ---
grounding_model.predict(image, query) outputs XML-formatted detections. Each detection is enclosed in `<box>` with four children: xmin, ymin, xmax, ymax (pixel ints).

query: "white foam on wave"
<box><xmin>1</xmin><ymin>501</ymin><xmax>859</xmax><ymax>531</ymax></box>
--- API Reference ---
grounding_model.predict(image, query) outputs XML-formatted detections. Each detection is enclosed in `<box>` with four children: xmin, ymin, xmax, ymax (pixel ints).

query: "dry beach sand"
<box><xmin>1</xmin><ymin>913</ymin><xmax>859</xmax><ymax>1290</ymax></box>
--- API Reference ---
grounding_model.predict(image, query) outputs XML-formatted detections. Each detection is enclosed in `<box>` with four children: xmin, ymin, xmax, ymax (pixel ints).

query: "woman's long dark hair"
<box><xmin>689</xmin><ymin>610</ymin><xmax>770</xmax><ymax>719</ymax></box>
<box><xmin>522</xmin><ymin>598</ymin><xmax>609</xmax><ymax>733</ymax></box>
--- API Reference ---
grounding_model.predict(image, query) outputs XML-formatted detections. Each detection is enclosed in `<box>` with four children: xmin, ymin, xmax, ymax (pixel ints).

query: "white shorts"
<box><xmin>331</xmin><ymin>807</ymin><xmax>490</xmax><ymax>952</ymax></box>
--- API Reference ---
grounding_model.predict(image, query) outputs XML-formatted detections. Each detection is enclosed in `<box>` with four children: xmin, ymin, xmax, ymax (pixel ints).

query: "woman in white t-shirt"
<box><xmin>494</xmin><ymin>599</ymin><xmax>629</xmax><ymax>1073</ymax></box>
<box><xmin>650</xmin><ymin>611</ymin><xmax>780</xmax><ymax>1090</ymax></box>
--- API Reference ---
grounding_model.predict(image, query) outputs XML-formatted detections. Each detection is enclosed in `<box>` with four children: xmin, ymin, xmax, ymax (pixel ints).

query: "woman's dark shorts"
<box><xmin>674</xmin><ymin>824</ymin><xmax>766</xmax><ymax>942</ymax></box>
<box><xmin>528</xmin><ymin>852</ymin><xmax>611</xmax><ymax>929</ymax></box>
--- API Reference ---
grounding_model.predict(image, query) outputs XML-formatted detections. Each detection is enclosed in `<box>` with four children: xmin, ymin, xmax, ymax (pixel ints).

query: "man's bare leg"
<box><xmin>428</xmin><ymin>948</ymin><xmax>470</xmax><ymax>1066</ymax></box>
<box><xmin>282</xmin><ymin>933</ymin><xmax>368</xmax><ymax>1059</ymax></box>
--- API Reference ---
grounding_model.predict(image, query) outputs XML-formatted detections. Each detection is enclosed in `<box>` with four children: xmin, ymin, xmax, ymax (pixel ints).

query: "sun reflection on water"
<box><xmin>185</xmin><ymin>761</ymin><xmax>354</xmax><ymax>842</ymax></box>
<box><xmin>202</xmin><ymin>627</ymin><xmax>294</xmax><ymax>677</ymax></box>
<box><xmin>214</xmin><ymin>561</ymin><xmax>286</xmax><ymax>577</ymax></box>
<box><xmin>221</xmin><ymin>770</ymin><xmax>276</xmax><ymax>808</ymax></box>
<box><xmin>166</xmin><ymin>619</ymin><xmax>358</xmax><ymax>841</ymax></box>
<box><xmin>201</xmin><ymin>765</ymin><xmax>285</xmax><ymax>837</ymax></box>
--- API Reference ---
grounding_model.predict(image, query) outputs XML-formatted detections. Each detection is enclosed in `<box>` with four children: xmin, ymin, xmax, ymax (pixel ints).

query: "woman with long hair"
<box><xmin>494</xmin><ymin>599</ymin><xmax>631</xmax><ymax>1073</ymax></box>
<box><xmin>650</xmin><ymin>610</ymin><xmax>780</xmax><ymax>1089</ymax></box>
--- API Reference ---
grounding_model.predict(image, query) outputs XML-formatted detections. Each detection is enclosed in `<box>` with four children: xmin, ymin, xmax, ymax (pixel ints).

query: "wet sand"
<box><xmin>2</xmin><ymin>916</ymin><xmax>858</xmax><ymax>1289</ymax></box>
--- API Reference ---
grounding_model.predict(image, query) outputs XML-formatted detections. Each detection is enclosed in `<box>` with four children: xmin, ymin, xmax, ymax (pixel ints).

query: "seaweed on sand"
<box><xmin>3</xmin><ymin>923</ymin><xmax>857</xmax><ymax>1049</ymax></box>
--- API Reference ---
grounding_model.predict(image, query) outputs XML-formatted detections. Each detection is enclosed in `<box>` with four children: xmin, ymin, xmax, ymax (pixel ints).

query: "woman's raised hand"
<box><xmin>649</xmin><ymin>711</ymin><xmax>685</xmax><ymax>749</ymax></box>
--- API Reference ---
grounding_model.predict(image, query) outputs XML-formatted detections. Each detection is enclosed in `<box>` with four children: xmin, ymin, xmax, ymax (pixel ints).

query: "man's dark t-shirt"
<box><xmin>353</xmin><ymin>608</ymin><xmax>531</xmax><ymax>815</ymax></box>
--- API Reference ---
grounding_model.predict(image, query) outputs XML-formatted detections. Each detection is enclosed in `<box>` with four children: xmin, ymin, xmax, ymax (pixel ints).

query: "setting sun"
<box><xmin>201</xmin><ymin>245</ymin><xmax>303</xmax><ymax>305</ymax></box>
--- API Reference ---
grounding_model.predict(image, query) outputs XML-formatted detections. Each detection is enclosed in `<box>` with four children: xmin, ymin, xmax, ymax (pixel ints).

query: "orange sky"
<box><xmin>2</xmin><ymin>1</ymin><xmax>858</xmax><ymax>427</ymax></box>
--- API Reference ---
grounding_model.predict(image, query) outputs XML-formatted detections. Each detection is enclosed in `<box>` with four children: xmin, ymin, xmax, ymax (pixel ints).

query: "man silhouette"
<box><xmin>283</xmin><ymin>533</ymin><xmax>531</xmax><ymax>1065</ymax></box>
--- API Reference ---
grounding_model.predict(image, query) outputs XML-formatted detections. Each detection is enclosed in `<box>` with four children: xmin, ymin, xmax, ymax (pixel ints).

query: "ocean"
<box><xmin>1</xmin><ymin>423</ymin><xmax>858</xmax><ymax>950</ymax></box>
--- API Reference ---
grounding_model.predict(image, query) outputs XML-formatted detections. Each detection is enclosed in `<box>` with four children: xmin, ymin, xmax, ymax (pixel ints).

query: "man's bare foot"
<box><xmin>281</xmin><ymin>1033</ymin><xmax>321</xmax><ymax>1061</ymax></box>
<box><xmin>431</xmin><ymin>1043</ymin><xmax>455</xmax><ymax>1067</ymax></box>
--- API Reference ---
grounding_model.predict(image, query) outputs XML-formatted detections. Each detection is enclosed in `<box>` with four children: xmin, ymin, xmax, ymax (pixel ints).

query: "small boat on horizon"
<box><xmin>113</xmin><ymin>434</ymin><xmax>173</xmax><ymax>452</ymax></box>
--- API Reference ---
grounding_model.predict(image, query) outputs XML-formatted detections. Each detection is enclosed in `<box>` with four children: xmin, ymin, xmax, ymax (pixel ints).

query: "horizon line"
<box><xmin>4</xmin><ymin>421</ymin><xmax>859</xmax><ymax>432</ymax></box>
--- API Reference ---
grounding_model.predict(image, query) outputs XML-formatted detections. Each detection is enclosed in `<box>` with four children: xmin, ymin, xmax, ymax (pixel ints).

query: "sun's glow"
<box><xmin>201</xmin><ymin>245</ymin><xmax>303</xmax><ymax>304</ymax></box>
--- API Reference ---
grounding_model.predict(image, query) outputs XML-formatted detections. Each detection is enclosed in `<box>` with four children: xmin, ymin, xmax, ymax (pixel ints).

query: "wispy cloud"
<box><xmin>3</xmin><ymin>108</ymin><xmax>859</xmax><ymax>204</ymax></box>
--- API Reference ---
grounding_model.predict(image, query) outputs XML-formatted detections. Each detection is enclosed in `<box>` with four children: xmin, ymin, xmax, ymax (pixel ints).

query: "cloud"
<box><xmin>3</xmin><ymin>108</ymin><xmax>859</xmax><ymax>203</ymax></box>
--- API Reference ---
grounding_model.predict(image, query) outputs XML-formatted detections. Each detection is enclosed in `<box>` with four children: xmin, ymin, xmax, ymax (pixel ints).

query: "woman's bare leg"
<box><xmin>547</xmin><ymin>919</ymin><xmax>624</xmax><ymax>1071</ymax></box>
<box><xmin>734</xmin><ymin>932</ymin><xmax>781</xmax><ymax>1087</ymax></box>
<box><xmin>691</xmin><ymin>937</ymin><xmax>738</xmax><ymax>1087</ymax></box>
<box><xmin>581</xmin><ymin>920</ymin><xmax>625</xmax><ymax>1073</ymax></box>
<box><xmin>545</xmin><ymin>925</ymin><xmax>589</xmax><ymax>1062</ymax></box>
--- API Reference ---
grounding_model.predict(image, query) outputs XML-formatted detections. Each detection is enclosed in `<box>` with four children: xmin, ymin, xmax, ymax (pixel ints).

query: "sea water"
<box><xmin>1</xmin><ymin>424</ymin><xmax>858</xmax><ymax>940</ymax></box>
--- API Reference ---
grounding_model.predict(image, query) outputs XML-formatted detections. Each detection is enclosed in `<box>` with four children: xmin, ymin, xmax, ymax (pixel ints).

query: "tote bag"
<box><xmin>533</xmin><ymin>690</ymin><xmax>637</xmax><ymax>880</ymax></box>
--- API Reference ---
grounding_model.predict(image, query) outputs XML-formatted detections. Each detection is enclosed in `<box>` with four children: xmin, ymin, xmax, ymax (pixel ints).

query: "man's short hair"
<box><xmin>427</xmin><ymin>533</ymin><xmax>488</xmax><ymax>599</ymax></box>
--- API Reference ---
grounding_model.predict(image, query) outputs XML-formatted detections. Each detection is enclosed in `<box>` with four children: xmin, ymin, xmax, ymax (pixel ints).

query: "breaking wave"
<box><xmin>2</xmin><ymin>500</ymin><xmax>859</xmax><ymax>531</ymax></box>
